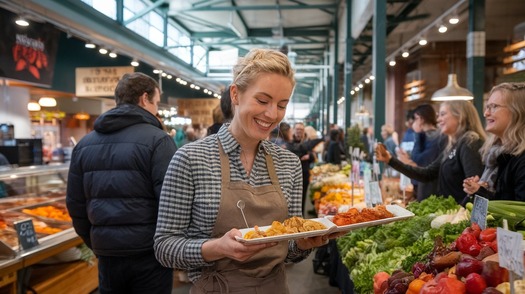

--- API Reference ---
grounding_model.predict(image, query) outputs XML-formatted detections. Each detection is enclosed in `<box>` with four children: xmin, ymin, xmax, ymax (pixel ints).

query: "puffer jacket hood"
<box><xmin>94</xmin><ymin>103</ymin><xmax>162</xmax><ymax>134</ymax></box>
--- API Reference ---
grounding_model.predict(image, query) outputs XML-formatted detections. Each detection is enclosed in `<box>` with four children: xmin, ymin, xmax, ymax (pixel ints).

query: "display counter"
<box><xmin>0</xmin><ymin>164</ymin><xmax>97</xmax><ymax>294</ymax></box>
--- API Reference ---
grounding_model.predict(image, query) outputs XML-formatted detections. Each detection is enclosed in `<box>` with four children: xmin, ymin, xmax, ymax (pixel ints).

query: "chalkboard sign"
<box><xmin>14</xmin><ymin>219</ymin><xmax>39</xmax><ymax>250</ymax></box>
<box><xmin>471</xmin><ymin>195</ymin><xmax>488</xmax><ymax>230</ymax></box>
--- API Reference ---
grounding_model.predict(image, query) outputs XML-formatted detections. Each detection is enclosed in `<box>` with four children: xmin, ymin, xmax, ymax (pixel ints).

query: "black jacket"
<box><xmin>66</xmin><ymin>104</ymin><xmax>177</xmax><ymax>256</ymax></box>
<box><xmin>388</xmin><ymin>132</ymin><xmax>484</xmax><ymax>204</ymax></box>
<box><xmin>474</xmin><ymin>151</ymin><xmax>525</xmax><ymax>201</ymax></box>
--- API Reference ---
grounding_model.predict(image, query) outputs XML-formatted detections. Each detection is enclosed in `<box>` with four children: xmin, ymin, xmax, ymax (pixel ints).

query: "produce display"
<box><xmin>336</xmin><ymin>196</ymin><xmax>525</xmax><ymax>294</ymax></box>
<box><xmin>243</xmin><ymin>216</ymin><xmax>327</xmax><ymax>239</ymax></box>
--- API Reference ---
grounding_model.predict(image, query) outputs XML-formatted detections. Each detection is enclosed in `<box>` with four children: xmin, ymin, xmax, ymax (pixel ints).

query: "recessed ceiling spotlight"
<box><xmin>449</xmin><ymin>16</ymin><xmax>459</xmax><ymax>25</ymax></box>
<box><xmin>130</xmin><ymin>59</ymin><xmax>139</xmax><ymax>67</ymax></box>
<box><xmin>402</xmin><ymin>51</ymin><xmax>410</xmax><ymax>58</ymax></box>
<box><xmin>85</xmin><ymin>42</ymin><xmax>96</xmax><ymax>49</ymax></box>
<box><xmin>389</xmin><ymin>60</ymin><xmax>396</xmax><ymax>66</ymax></box>
<box><xmin>419</xmin><ymin>38</ymin><xmax>428</xmax><ymax>46</ymax></box>
<box><xmin>438</xmin><ymin>24</ymin><xmax>448</xmax><ymax>33</ymax></box>
<box><xmin>109</xmin><ymin>51</ymin><xmax>117</xmax><ymax>58</ymax></box>
<box><xmin>99</xmin><ymin>48</ymin><xmax>108</xmax><ymax>54</ymax></box>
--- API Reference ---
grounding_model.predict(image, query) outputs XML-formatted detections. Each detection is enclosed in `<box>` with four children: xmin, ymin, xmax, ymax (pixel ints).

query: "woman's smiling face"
<box><xmin>231</xmin><ymin>72</ymin><xmax>293</xmax><ymax>141</ymax></box>
<box><xmin>484</xmin><ymin>90</ymin><xmax>511</xmax><ymax>138</ymax></box>
<box><xmin>437</xmin><ymin>104</ymin><xmax>459</xmax><ymax>136</ymax></box>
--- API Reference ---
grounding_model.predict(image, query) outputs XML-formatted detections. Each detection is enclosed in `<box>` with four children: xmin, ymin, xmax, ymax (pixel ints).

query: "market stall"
<box><xmin>0</xmin><ymin>164</ymin><xmax>96</xmax><ymax>294</ymax></box>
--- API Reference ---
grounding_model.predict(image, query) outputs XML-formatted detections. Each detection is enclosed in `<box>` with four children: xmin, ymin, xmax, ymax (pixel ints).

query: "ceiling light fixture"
<box><xmin>109</xmin><ymin>51</ymin><xmax>117</xmax><ymax>58</ymax></box>
<box><xmin>401</xmin><ymin>50</ymin><xmax>410</xmax><ymax>58</ymax></box>
<box><xmin>15</xmin><ymin>15</ymin><xmax>29</xmax><ymax>27</ymax></box>
<box><xmin>419</xmin><ymin>38</ymin><xmax>428</xmax><ymax>46</ymax></box>
<box><xmin>74</xmin><ymin>112</ymin><xmax>91</xmax><ymax>120</ymax></box>
<box><xmin>99</xmin><ymin>48</ymin><xmax>108</xmax><ymax>54</ymax></box>
<box><xmin>449</xmin><ymin>15</ymin><xmax>459</xmax><ymax>25</ymax></box>
<box><xmin>438</xmin><ymin>24</ymin><xmax>448</xmax><ymax>33</ymax></box>
<box><xmin>389</xmin><ymin>60</ymin><xmax>396</xmax><ymax>66</ymax></box>
<box><xmin>431</xmin><ymin>74</ymin><xmax>473</xmax><ymax>101</ymax></box>
<box><xmin>27</xmin><ymin>101</ymin><xmax>41</xmax><ymax>111</ymax></box>
<box><xmin>85</xmin><ymin>42</ymin><xmax>96</xmax><ymax>49</ymax></box>
<box><xmin>130</xmin><ymin>59</ymin><xmax>139</xmax><ymax>67</ymax></box>
<box><xmin>38</xmin><ymin>97</ymin><xmax>57</xmax><ymax>107</ymax></box>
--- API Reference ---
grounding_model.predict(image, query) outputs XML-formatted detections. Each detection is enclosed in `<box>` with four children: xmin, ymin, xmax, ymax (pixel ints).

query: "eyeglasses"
<box><xmin>484</xmin><ymin>103</ymin><xmax>507</xmax><ymax>114</ymax></box>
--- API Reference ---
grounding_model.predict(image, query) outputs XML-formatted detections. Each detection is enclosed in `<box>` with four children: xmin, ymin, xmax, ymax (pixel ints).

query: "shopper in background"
<box><xmin>325</xmin><ymin>128</ymin><xmax>343</xmax><ymax>165</ymax></box>
<box><xmin>400</xmin><ymin>109</ymin><xmax>416</xmax><ymax>154</ymax></box>
<box><xmin>381</xmin><ymin>124</ymin><xmax>399</xmax><ymax>157</ymax></box>
<box><xmin>292</xmin><ymin>122</ymin><xmax>306</xmax><ymax>143</ymax></box>
<box><xmin>207</xmin><ymin>104</ymin><xmax>225</xmax><ymax>135</ymax></box>
<box><xmin>66</xmin><ymin>72</ymin><xmax>177</xmax><ymax>294</ymax></box>
<box><xmin>272</xmin><ymin>121</ymin><xmax>293</xmax><ymax>148</ymax></box>
<box><xmin>397</xmin><ymin>104</ymin><xmax>448</xmax><ymax>201</ymax></box>
<box><xmin>375</xmin><ymin>100</ymin><xmax>485</xmax><ymax>204</ymax></box>
<box><xmin>154</xmin><ymin>48</ymin><xmax>334</xmax><ymax>293</ymax></box>
<box><xmin>463</xmin><ymin>82</ymin><xmax>525</xmax><ymax>201</ymax></box>
<box><xmin>220</xmin><ymin>85</ymin><xmax>234</xmax><ymax>122</ymax></box>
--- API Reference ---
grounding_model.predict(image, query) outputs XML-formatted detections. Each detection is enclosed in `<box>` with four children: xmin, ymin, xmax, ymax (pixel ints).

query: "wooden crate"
<box><xmin>26</xmin><ymin>260</ymin><xmax>98</xmax><ymax>294</ymax></box>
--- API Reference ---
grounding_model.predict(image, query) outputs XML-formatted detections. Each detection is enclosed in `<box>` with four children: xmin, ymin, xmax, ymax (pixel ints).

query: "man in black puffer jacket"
<box><xmin>66</xmin><ymin>72</ymin><xmax>177</xmax><ymax>294</ymax></box>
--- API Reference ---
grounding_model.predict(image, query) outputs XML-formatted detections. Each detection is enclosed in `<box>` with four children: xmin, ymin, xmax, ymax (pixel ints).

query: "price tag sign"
<box><xmin>399</xmin><ymin>174</ymin><xmax>411</xmax><ymax>191</ymax></box>
<box><xmin>369</xmin><ymin>181</ymin><xmax>383</xmax><ymax>206</ymax></box>
<box><xmin>363</xmin><ymin>169</ymin><xmax>372</xmax><ymax>207</ymax></box>
<box><xmin>471</xmin><ymin>195</ymin><xmax>488</xmax><ymax>230</ymax></box>
<box><xmin>497</xmin><ymin>228</ymin><xmax>524</xmax><ymax>277</ymax></box>
<box><xmin>14</xmin><ymin>219</ymin><xmax>39</xmax><ymax>250</ymax></box>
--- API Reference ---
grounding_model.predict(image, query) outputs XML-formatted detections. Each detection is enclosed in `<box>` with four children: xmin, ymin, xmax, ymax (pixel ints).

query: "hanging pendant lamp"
<box><xmin>431</xmin><ymin>74</ymin><xmax>473</xmax><ymax>101</ymax></box>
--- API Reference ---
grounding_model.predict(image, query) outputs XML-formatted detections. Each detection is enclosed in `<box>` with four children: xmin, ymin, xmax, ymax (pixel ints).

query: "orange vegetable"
<box><xmin>373</xmin><ymin>271</ymin><xmax>390</xmax><ymax>294</ymax></box>
<box><xmin>407</xmin><ymin>278</ymin><xmax>426</xmax><ymax>294</ymax></box>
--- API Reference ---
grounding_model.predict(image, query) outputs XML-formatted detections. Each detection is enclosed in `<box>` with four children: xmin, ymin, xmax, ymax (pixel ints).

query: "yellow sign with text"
<box><xmin>75</xmin><ymin>66</ymin><xmax>134</xmax><ymax>97</ymax></box>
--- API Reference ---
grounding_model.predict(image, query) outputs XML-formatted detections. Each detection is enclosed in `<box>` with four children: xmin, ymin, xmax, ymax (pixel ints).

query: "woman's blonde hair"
<box><xmin>441</xmin><ymin>100</ymin><xmax>486</xmax><ymax>153</ymax></box>
<box><xmin>304</xmin><ymin>126</ymin><xmax>318</xmax><ymax>139</ymax></box>
<box><xmin>232</xmin><ymin>48</ymin><xmax>296</xmax><ymax>93</ymax></box>
<box><xmin>480</xmin><ymin>82</ymin><xmax>525</xmax><ymax>158</ymax></box>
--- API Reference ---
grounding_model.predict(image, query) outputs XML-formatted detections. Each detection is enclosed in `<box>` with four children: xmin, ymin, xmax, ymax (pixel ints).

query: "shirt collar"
<box><xmin>217</xmin><ymin>123</ymin><xmax>270</xmax><ymax>155</ymax></box>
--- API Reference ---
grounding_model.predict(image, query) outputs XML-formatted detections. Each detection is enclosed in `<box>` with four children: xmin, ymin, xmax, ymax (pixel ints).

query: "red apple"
<box><xmin>456</xmin><ymin>257</ymin><xmax>484</xmax><ymax>278</ymax></box>
<box><xmin>465</xmin><ymin>273</ymin><xmax>487</xmax><ymax>294</ymax></box>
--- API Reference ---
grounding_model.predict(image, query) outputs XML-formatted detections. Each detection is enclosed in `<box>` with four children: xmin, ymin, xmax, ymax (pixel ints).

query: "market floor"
<box><xmin>171</xmin><ymin>251</ymin><xmax>341</xmax><ymax>294</ymax></box>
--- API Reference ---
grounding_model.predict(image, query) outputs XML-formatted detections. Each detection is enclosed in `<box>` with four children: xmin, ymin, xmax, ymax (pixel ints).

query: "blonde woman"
<box><xmin>155</xmin><ymin>48</ymin><xmax>334</xmax><ymax>293</ymax></box>
<box><xmin>376</xmin><ymin>100</ymin><xmax>486</xmax><ymax>204</ymax></box>
<box><xmin>463</xmin><ymin>83</ymin><xmax>525</xmax><ymax>201</ymax></box>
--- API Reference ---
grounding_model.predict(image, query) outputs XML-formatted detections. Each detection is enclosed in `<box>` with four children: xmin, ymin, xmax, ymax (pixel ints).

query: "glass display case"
<box><xmin>0</xmin><ymin>164</ymin><xmax>96</xmax><ymax>294</ymax></box>
<box><xmin>0</xmin><ymin>164</ymin><xmax>71</xmax><ymax>250</ymax></box>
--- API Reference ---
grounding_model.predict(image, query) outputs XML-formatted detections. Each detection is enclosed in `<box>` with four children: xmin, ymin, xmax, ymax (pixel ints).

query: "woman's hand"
<box><xmin>374</xmin><ymin>143</ymin><xmax>392</xmax><ymax>163</ymax></box>
<box><xmin>295</xmin><ymin>231</ymin><xmax>349</xmax><ymax>250</ymax></box>
<box><xmin>202</xmin><ymin>229</ymin><xmax>277</xmax><ymax>262</ymax></box>
<box><xmin>396</xmin><ymin>148</ymin><xmax>415</xmax><ymax>166</ymax></box>
<box><xmin>463</xmin><ymin>176</ymin><xmax>481</xmax><ymax>194</ymax></box>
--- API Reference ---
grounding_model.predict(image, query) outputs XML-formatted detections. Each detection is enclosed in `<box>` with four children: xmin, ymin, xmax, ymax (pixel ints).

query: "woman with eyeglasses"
<box><xmin>463</xmin><ymin>82</ymin><xmax>525</xmax><ymax>201</ymax></box>
<box><xmin>375</xmin><ymin>100</ymin><xmax>486</xmax><ymax>204</ymax></box>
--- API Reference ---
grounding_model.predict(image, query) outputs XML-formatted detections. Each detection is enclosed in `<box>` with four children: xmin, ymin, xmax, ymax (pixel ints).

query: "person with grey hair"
<box><xmin>66</xmin><ymin>72</ymin><xmax>177</xmax><ymax>294</ymax></box>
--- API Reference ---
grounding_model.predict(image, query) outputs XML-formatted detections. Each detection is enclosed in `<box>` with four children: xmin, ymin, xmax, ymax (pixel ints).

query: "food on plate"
<box><xmin>243</xmin><ymin>216</ymin><xmax>326</xmax><ymax>239</ymax></box>
<box><xmin>331</xmin><ymin>205</ymin><xmax>395</xmax><ymax>226</ymax></box>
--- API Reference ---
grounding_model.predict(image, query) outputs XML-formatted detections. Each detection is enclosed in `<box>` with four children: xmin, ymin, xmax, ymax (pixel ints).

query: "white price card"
<box><xmin>497</xmin><ymin>227</ymin><xmax>524</xmax><ymax>277</ymax></box>
<box><xmin>471</xmin><ymin>195</ymin><xmax>488</xmax><ymax>230</ymax></box>
<box><xmin>369</xmin><ymin>181</ymin><xmax>383</xmax><ymax>206</ymax></box>
<box><xmin>399</xmin><ymin>174</ymin><xmax>411</xmax><ymax>191</ymax></box>
<box><xmin>364</xmin><ymin>168</ymin><xmax>372</xmax><ymax>208</ymax></box>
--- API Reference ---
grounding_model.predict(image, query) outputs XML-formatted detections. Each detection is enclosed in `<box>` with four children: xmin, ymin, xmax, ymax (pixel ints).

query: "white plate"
<box><xmin>235</xmin><ymin>218</ymin><xmax>336</xmax><ymax>245</ymax></box>
<box><xmin>325</xmin><ymin>205</ymin><xmax>415</xmax><ymax>233</ymax></box>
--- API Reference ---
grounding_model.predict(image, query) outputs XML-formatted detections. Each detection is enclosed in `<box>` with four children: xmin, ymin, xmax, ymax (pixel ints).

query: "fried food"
<box><xmin>243</xmin><ymin>217</ymin><xmax>326</xmax><ymax>239</ymax></box>
<box><xmin>332</xmin><ymin>205</ymin><xmax>394</xmax><ymax>226</ymax></box>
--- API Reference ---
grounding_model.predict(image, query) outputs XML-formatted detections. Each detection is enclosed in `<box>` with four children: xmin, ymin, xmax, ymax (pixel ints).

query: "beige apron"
<box><xmin>191</xmin><ymin>142</ymin><xmax>290</xmax><ymax>294</ymax></box>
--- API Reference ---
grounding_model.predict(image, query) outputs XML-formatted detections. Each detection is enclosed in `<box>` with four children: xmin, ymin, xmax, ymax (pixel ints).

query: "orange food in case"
<box><xmin>22</xmin><ymin>205</ymin><xmax>72</xmax><ymax>222</ymax></box>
